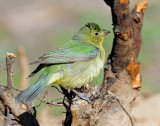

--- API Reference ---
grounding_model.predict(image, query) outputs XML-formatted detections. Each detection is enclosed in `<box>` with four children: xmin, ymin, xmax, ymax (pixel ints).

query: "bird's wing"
<box><xmin>27</xmin><ymin>41</ymin><xmax>99</xmax><ymax>78</ymax></box>
<box><xmin>31</xmin><ymin>41</ymin><xmax>99</xmax><ymax>65</ymax></box>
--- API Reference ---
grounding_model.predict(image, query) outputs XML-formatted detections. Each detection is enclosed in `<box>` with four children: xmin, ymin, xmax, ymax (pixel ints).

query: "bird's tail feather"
<box><xmin>16</xmin><ymin>74</ymin><xmax>48</xmax><ymax>103</ymax></box>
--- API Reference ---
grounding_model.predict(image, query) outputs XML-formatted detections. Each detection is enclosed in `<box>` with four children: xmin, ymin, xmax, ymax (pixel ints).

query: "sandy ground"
<box><xmin>132</xmin><ymin>94</ymin><xmax>160</xmax><ymax>126</ymax></box>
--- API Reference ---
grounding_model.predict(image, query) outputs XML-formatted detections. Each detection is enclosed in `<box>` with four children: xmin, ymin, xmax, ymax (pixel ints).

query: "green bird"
<box><xmin>16</xmin><ymin>23</ymin><xmax>110</xmax><ymax>103</ymax></box>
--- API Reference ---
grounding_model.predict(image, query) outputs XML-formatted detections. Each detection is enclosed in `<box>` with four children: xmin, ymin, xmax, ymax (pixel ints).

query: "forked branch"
<box><xmin>0</xmin><ymin>53</ymin><xmax>40</xmax><ymax>126</ymax></box>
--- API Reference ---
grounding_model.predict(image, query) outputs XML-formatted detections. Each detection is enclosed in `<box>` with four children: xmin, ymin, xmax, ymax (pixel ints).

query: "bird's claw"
<box><xmin>72</xmin><ymin>89</ymin><xmax>92</xmax><ymax>104</ymax></box>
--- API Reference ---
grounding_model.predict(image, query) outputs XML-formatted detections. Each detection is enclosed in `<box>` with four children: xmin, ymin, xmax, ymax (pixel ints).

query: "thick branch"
<box><xmin>68</xmin><ymin>0</ymin><xmax>148</xmax><ymax>126</ymax></box>
<box><xmin>105</xmin><ymin>0</ymin><xmax>132</xmax><ymax>73</ymax></box>
<box><xmin>131</xmin><ymin>1</ymin><xmax>148</xmax><ymax>60</ymax></box>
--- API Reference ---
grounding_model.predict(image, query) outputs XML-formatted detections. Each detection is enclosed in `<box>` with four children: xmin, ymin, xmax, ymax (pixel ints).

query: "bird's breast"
<box><xmin>58</xmin><ymin>52</ymin><xmax>105</xmax><ymax>89</ymax></box>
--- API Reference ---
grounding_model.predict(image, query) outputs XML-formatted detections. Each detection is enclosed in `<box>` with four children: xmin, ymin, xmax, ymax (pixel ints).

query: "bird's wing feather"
<box><xmin>31</xmin><ymin>41</ymin><xmax>99</xmax><ymax>65</ymax></box>
<box><xmin>27</xmin><ymin>41</ymin><xmax>99</xmax><ymax>78</ymax></box>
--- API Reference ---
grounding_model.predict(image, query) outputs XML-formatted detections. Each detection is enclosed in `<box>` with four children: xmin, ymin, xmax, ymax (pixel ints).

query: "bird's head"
<box><xmin>72</xmin><ymin>23</ymin><xmax>110</xmax><ymax>46</ymax></box>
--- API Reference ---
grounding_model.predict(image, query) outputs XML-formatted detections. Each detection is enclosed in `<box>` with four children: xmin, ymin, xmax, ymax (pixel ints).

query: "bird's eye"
<box><xmin>95</xmin><ymin>33</ymin><xmax>99</xmax><ymax>36</ymax></box>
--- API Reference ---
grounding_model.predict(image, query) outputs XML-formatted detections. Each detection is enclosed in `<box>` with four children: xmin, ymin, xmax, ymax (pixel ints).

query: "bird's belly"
<box><xmin>58</xmin><ymin>55</ymin><xmax>104</xmax><ymax>89</ymax></box>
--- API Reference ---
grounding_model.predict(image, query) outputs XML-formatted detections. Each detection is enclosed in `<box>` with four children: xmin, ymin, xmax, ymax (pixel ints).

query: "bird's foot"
<box><xmin>72</xmin><ymin>89</ymin><xmax>92</xmax><ymax>104</ymax></box>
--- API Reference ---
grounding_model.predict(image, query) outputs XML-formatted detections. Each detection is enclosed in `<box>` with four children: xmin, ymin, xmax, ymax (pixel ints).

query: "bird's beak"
<box><xmin>102</xmin><ymin>29</ymin><xmax>110</xmax><ymax>37</ymax></box>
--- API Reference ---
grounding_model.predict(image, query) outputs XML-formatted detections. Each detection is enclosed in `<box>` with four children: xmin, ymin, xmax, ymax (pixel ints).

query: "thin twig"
<box><xmin>0</xmin><ymin>113</ymin><xmax>11</xmax><ymax>121</ymax></box>
<box><xmin>36</xmin><ymin>90</ymin><xmax>48</xmax><ymax>108</ymax></box>
<box><xmin>51</xmin><ymin>86</ymin><xmax>63</xmax><ymax>94</ymax></box>
<box><xmin>116</xmin><ymin>99</ymin><xmax>134</xmax><ymax>126</ymax></box>
<box><xmin>51</xmin><ymin>97</ymin><xmax>64</xmax><ymax>102</ymax></box>
<box><xmin>13</xmin><ymin>87</ymin><xmax>23</xmax><ymax>92</ymax></box>
<box><xmin>0</xmin><ymin>64</ymin><xmax>6</xmax><ymax>71</ymax></box>
<box><xmin>36</xmin><ymin>90</ymin><xmax>63</xmax><ymax>107</ymax></box>
<box><xmin>37</xmin><ymin>98</ymin><xmax>63</xmax><ymax>107</ymax></box>
<box><xmin>0</xmin><ymin>84</ymin><xmax>22</xmax><ymax>92</ymax></box>
<box><xmin>107</xmin><ymin>91</ymin><xmax>134</xmax><ymax>126</ymax></box>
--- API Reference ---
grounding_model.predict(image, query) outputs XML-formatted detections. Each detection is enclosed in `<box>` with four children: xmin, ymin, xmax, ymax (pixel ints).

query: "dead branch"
<box><xmin>63</xmin><ymin>0</ymin><xmax>148</xmax><ymax>126</ymax></box>
<box><xmin>37</xmin><ymin>98</ymin><xmax>64</xmax><ymax>107</ymax></box>
<box><xmin>6</xmin><ymin>53</ymin><xmax>16</xmax><ymax>90</ymax></box>
<box><xmin>0</xmin><ymin>53</ymin><xmax>40</xmax><ymax>126</ymax></box>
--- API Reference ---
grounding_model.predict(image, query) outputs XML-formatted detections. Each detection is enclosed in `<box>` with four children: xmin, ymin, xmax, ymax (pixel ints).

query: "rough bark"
<box><xmin>0</xmin><ymin>53</ymin><xmax>39</xmax><ymax>126</ymax></box>
<box><xmin>63</xmin><ymin>0</ymin><xmax>148</xmax><ymax>126</ymax></box>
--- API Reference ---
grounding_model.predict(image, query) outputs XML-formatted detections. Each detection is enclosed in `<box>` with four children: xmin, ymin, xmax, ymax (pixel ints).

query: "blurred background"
<box><xmin>0</xmin><ymin>0</ymin><xmax>159</xmax><ymax>126</ymax></box>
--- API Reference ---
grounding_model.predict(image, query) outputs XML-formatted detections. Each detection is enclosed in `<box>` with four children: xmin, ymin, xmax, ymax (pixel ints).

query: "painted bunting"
<box><xmin>16</xmin><ymin>23</ymin><xmax>110</xmax><ymax>103</ymax></box>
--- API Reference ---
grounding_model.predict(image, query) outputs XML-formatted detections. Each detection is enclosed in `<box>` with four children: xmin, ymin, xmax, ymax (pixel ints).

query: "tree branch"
<box><xmin>104</xmin><ymin>0</ymin><xmax>132</xmax><ymax>73</ymax></box>
<box><xmin>64</xmin><ymin>0</ymin><xmax>148</xmax><ymax>126</ymax></box>
<box><xmin>0</xmin><ymin>53</ymin><xmax>40</xmax><ymax>126</ymax></box>
<box><xmin>6</xmin><ymin>53</ymin><xmax>16</xmax><ymax>91</ymax></box>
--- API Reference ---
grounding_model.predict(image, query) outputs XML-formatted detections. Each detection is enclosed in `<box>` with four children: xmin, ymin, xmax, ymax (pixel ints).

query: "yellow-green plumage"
<box><xmin>47</xmin><ymin>46</ymin><xmax>105</xmax><ymax>89</ymax></box>
<box><xmin>16</xmin><ymin>23</ymin><xmax>110</xmax><ymax>103</ymax></box>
